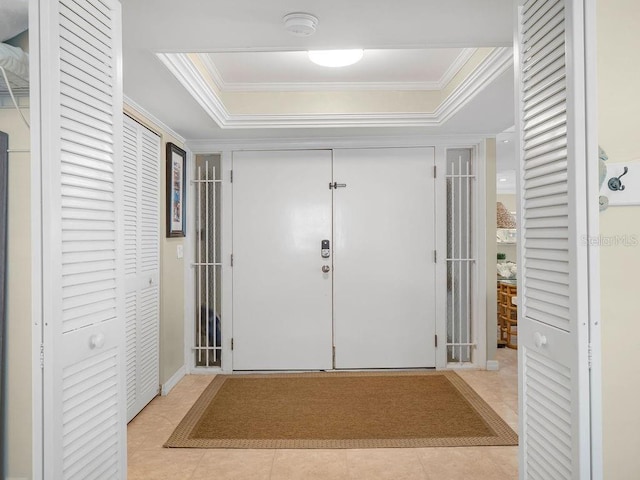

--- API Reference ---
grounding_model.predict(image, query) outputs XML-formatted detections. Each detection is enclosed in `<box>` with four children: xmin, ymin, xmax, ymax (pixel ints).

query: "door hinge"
<box><xmin>40</xmin><ymin>343</ymin><xmax>44</xmax><ymax>369</ymax></box>
<box><xmin>332</xmin><ymin>346</ymin><xmax>336</xmax><ymax>367</ymax></box>
<box><xmin>588</xmin><ymin>343</ymin><xmax>592</xmax><ymax>370</ymax></box>
<box><xmin>433</xmin><ymin>250</ymin><xmax>437</xmax><ymax>263</ymax></box>
<box><xmin>329</xmin><ymin>182</ymin><xmax>347</xmax><ymax>189</ymax></box>
<box><xmin>435</xmin><ymin>335</ymin><xmax>438</xmax><ymax>348</ymax></box>
<box><xmin>230</xmin><ymin>170</ymin><xmax>233</xmax><ymax>183</ymax></box>
<box><xmin>230</xmin><ymin>254</ymin><xmax>234</xmax><ymax>267</ymax></box>
<box><xmin>231</xmin><ymin>338</ymin><xmax>234</xmax><ymax>350</ymax></box>
<box><xmin>433</xmin><ymin>165</ymin><xmax>437</xmax><ymax>178</ymax></box>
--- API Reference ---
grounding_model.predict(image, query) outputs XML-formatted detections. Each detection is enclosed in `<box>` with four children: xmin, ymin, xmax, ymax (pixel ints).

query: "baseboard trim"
<box><xmin>486</xmin><ymin>360</ymin><xmax>500</xmax><ymax>371</ymax></box>
<box><xmin>161</xmin><ymin>365</ymin><xmax>186</xmax><ymax>396</ymax></box>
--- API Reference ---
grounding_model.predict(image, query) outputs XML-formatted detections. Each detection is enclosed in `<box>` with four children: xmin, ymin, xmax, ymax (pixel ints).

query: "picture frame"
<box><xmin>166</xmin><ymin>142</ymin><xmax>187</xmax><ymax>237</ymax></box>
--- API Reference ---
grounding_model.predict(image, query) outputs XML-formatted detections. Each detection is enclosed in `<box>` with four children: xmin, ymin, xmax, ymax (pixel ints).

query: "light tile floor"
<box><xmin>127</xmin><ymin>348</ymin><xmax>518</xmax><ymax>480</ymax></box>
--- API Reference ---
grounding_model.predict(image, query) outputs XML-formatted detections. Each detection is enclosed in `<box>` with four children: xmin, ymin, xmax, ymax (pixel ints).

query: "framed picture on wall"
<box><xmin>166</xmin><ymin>142</ymin><xmax>186</xmax><ymax>237</ymax></box>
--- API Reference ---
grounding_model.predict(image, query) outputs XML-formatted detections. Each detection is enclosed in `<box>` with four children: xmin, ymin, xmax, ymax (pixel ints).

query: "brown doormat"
<box><xmin>164</xmin><ymin>371</ymin><xmax>518</xmax><ymax>449</ymax></box>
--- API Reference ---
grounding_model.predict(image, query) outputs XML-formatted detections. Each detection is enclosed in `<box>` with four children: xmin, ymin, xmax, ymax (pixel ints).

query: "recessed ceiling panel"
<box><xmin>205</xmin><ymin>48</ymin><xmax>472</xmax><ymax>90</ymax></box>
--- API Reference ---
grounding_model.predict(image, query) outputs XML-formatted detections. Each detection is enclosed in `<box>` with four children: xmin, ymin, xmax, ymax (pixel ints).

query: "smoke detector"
<box><xmin>283</xmin><ymin>13</ymin><xmax>318</xmax><ymax>37</ymax></box>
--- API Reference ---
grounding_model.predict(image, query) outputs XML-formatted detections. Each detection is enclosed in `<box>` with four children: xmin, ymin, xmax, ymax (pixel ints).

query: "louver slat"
<box><xmin>524</xmin><ymin>350</ymin><xmax>572</xmax><ymax>480</ymax></box>
<box><xmin>138</xmin><ymin>285</ymin><xmax>159</xmax><ymax>396</ymax></box>
<box><xmin>123</xmin><ymin>119</ymin><xmax>138</xmax><ymax>278</ymax></box>
<box><xmin>62</xmin><ymin>348</ymin><xmax>119</xmax><ymax>479</ymax></box>
<box><xmin>125</xmin><ymin>293</ymin><xmax>137</xmax><ymax>412</ymax></box>
<box><xmin>59</xmin><ymin>0</ymin><xmax>117</xmax><ymax>339</ymax></box>
<box><xmin>523</xmin><ymin>4</ymin><xmax>565</xmax><ymax>51</ymax></box>
<box><xmin>140</xmin><ymin>128</ymin><xmax>160</xmax><ymax>274</ymax></box>
<box><xmin>522</xmin><ymin>0</ymin><xmax>570</xmax><ymax>333</ymax></box>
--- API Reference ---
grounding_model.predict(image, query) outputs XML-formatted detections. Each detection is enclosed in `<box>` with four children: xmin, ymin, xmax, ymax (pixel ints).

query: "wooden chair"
<box><xmin>498</xmin><ymin>283</ymin><xmax>518</xmax><ymax>349</ymax></box>
<box><xmin>497</xmin><ymin>284</ymin><xmax>506</xmax><ymax>347</ymax></box>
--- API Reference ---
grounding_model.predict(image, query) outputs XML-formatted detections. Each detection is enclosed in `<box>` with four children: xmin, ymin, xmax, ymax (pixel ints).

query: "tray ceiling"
<box><xmin>122</xmin><ymin>0</ymin><xmax>515</xmax><ymax>139</ymax></box>
<box><xmin>203</xmin><ymin>48</ymin><xmax>476</xmax><ymax>91</ymax></box>
<box><xmin>158</xmin><ymin>46</ymin><xmax>512</xmax><ymax>129</ymax></box>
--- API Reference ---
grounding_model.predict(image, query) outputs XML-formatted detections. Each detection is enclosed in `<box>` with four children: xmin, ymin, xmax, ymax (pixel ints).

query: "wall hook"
<box><xmin>608</xmin><ymin>166</ymin><xmax>629</xmax><ymax>191</ymax></box>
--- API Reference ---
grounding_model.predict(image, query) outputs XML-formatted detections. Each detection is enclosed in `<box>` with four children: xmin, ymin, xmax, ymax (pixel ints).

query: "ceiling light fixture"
<box><xmin>499</xmin><ymin>178</ymin><xmax>508</xmax><ymax>182</ymax></box>
<box><xmin>283</xmin><ymin>13</ymin><xmax>318</xmax><ymax>37</ymax></box>
<box><xmin>308</xmin><ymin>49</ymin><xmax>364</xmax><ymax>68</ymax></box>
<box><xmin>502</xmin><ymin>139</ymin><xmax>510</xmax><ymax>143</ymax></box>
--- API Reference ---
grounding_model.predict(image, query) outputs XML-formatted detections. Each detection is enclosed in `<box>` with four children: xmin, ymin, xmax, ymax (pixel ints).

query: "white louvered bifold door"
<box><xmin>516</xmin><ymin>0</ymin><xmax>593</xmax><ymax>479</ymax></box>
<box><xmin>123</xmin><ymin>115</ymin><xmax>160</xmax><ymax>422</ymax></box>
<box><xmin>38</xmin><ymin>0</ymin><xmax>125</xmax><ymax>478</ymax></box>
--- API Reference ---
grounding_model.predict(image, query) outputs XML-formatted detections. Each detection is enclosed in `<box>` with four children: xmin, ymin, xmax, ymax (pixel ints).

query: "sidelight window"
<box><xmin>193</xmin><ymin>155</ymin><xmax>222</xmax><ymax>367</ymax></box>
<box><xmin>446</xmin><ymin>148</ymin><xmax>475</xmax><ymax>364</ymax></box>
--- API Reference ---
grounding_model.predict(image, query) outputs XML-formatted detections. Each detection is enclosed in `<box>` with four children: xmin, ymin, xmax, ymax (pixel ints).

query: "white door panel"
<box><xmin>232</xmin><ymin>150</ymin><xmax>333</xmax><ymax>370</ymax></box>
<box><xmin>39</xmin><ymin>0</ymin><xmax>126</xmax><ymax>477</ymax></box>
<box><xmin>333</xmin><ymin>148</ymin><xmax>436</xmax><ymax>369</ymax></box>
<box><xmin>123</xmin><ymin>116</ymin><xmax>160</xmax><ymax>422</ymax></box>
<box><xmin>516</xmin><ymin>0</ymin><xmax>594</xmax><ymax>477</ymax></box>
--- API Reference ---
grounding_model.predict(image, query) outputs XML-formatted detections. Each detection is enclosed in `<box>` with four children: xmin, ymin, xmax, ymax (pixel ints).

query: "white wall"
<box><xmin>0</xmin><ymin>108</ymin><xmax>31</xmax><ymax>479</ymax></box>
<box><xmin>597</xmin><ymin>1</ymin><xmax>640</xmax><ymax>478</ymax></box>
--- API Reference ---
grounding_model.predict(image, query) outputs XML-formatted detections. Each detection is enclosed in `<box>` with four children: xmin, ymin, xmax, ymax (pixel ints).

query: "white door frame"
<box><xmin>184</xmin><ymin>149</ymin><xmax>234</xmax><ymax>374</ymax></box>
<box><xmin>29</xmin><ymin>0</ymin><xmax>44</xmax><ymax>475</ymax></box>
<box><xmin>584</xmin><ymin>1</ymin><xmax>603</xmax><ymax>475</ymax></box>
<box><xmin>186</xmin><ymin>136</ymin><xmax>489</xmax><ymax>372</ymax></box>
<box><xmin>434</xmin><ymin>143</ymin><xmax>488</xmax><ymax>370</ymax></box>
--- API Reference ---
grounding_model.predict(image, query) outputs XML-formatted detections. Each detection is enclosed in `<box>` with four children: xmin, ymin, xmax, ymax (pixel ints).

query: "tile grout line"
<box><xmin>414</xmin><ymin>448</ymin><xmax>433</xmax><ymax>480</ymax></box>
<box><xmin>268</xmin><ymin>449</ymin><xmax>278</xmax><ymax>480</ymax></box>
<box><xmin>186</xmin><ymin>451</ymin><xmax>207</xmax><ymax>480</ymax></box>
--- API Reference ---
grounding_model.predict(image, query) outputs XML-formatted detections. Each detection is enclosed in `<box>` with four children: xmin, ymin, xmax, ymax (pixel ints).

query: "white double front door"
<box><xmin>232</xmin><ymin>148</ymin><xmax>436</xmax><ymax>370</ymax></box>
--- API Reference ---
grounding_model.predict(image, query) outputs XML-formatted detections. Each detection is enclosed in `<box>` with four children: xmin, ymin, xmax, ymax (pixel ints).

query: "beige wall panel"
<box><xmin>0</xmin><ymin>108</ymin><xmax>32</xmax><ymax>479</ymax></box>
<box><xmin>597</xmin><ymin>0</ymin><xmax>640</xmax><ymax>477</ymax></box>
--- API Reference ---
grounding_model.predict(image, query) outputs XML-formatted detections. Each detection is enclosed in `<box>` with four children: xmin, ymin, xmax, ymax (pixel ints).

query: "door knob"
<box><xmin>89</xmin><ymin>333</ymin><xmax>105</xmax><ymax>349</ymax></box>
<box><xmin>322</xmin><ymin>265</ymin><xmax>331</xmax><ymax>273</ymax></box>
<box><xmin>534</xmin><ymin>332</ymin><xmax>547</xmax><ymax>348</ymax></box>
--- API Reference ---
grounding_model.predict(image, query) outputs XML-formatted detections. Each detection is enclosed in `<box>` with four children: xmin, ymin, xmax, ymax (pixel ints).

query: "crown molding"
<box><xmin>437</xmin><ymin>48</ymin><xmax>478</xmax><ymax>89</ymax></box>
<box><xmin>224</xmin><ymin>112</ymin><xmax>439</xmax><ymax>129</ymax></box>
<box><xmin>434</xmin><ymin>47</ymin><xmax>513</xmax><ymax>124</ymax></box>
<box><xmin>198</xmin><ymin>54</ymin><xmax>227</xmax><ymax>91</ymax></box>
<box><xmin>217</xmin><ymin>79</ymin><xmax>444</xmax><ymax>92</ymax></box>
<box><xmin>157</xmin><ymin>47</ymin><xmax>512</xmax><ymax>130</ymax></box>
<box><xmin>123</xmin><ymin>94</ymin><xmax>186</xmax><ymax>144</ymax></box>
<box><xmin>196</xmin><ymin>48</ymin><xmax>478</xmax><ymax>93</ymax></box>
<box><xmin>157</xmin><ymin>52</ymin><xmax>230</xmax><ymax>126</ymax></box>
<box><xmin>186</xmin><ymin>134</ymin><xmax>491</xmax><ymax>153</ymax></box>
